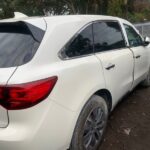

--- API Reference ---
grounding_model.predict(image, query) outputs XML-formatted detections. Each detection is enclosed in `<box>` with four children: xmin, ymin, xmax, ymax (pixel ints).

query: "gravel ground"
<box><xmin>99</xmin><ymin>86</ymin><xmax>150</xmax><ymax>150</ymax></box>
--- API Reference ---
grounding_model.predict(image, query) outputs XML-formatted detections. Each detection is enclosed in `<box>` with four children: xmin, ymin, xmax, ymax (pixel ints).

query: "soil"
<box><xmin>99</xmin><ymin>86</ymin><xmax>150</xmax><ymax>150</ymax></box>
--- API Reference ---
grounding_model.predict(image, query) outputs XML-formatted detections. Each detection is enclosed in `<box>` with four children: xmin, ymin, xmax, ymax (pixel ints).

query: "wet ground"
<box><xmin>99</xmin><ymin>86</ymin><xmax>150</xmax><ymax>150</ymax></box>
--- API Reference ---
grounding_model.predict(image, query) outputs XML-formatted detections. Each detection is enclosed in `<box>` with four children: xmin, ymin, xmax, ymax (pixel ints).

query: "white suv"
<box><xmin>0</xmin><ymin>15</ymin><xmax>149</xmax><ymax>150</ymax></box>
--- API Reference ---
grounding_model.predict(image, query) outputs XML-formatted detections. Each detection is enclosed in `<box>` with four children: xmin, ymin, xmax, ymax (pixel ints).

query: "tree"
<box><xmin>64</xmin><ymin>0</ymin><xmax>105</xmax><ymax>14</ymax></box>
<box><xmin>0</xmin><ymin>0</ymin><xmax>69</xmax><ymax>18</ymax></box>
<box><xmin>0</xmin><ymin>0</ymin><xmax>149</xmax><ymax>23</ymax></box>
<box><xmin>0</xmin><ymin>0</ymin><xmax>15</xmax><ymax>18</ymax></box>
<box><xmin>101</xmin><ymin>0</ymin><xmax>109</xmax><ymax>14</ymax></box>
<box><xmin>107</xmin><ymin>0</ymin><xmax>125</xmax><ymax>17</ymax></box>
<box><xmin>127</xmin><ymin>0</ymin><xmax>134</xmax><ymax>13</ymax></box>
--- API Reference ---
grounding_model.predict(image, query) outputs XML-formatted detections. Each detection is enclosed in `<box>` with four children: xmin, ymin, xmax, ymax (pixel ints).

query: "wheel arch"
<box><xmin>94</xmin><ymin>89</ymin><xmax>112</xmax><ymax>112</ymax></box>
<box><xmin>70</xmin><ymin>89</ymin><xmax>112</xmax><ymax>149</ymax></box>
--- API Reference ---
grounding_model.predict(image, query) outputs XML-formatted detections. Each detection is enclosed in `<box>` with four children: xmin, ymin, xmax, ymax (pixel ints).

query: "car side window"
<box><xmin>124</xmin><ymin>24</ymin><xmax>143</xmax><ymax>47</ymax></box>
<box><xmin>93</xmin><ymin>21</ymin><xmax>126</xmax><ymax>53</ymax></box>
<box><xmin>64</xmin><ymin>24</ymin><xmax>93</xmax><ymax>58</ymax></box>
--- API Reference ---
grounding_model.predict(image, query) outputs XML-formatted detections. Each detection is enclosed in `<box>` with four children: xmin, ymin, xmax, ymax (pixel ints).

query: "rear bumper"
<box><xmin>0</xmin><ymin>99</ymin><xmax>77</xmax><ymax>150</ymax></box>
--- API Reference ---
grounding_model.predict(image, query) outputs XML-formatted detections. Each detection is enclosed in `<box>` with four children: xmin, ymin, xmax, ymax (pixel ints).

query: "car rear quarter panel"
<box><xmin>6</xmin><ymin>55</ymin><xmax>106</xmax><ymax>150</ymax></box>
<box><xmin>8</xmin><ymin>55</ymin><xmax>106</xmax><ymax>112</ymax></box>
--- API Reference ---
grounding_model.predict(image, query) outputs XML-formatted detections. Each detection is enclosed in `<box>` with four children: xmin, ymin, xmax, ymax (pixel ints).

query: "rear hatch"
<box><xmin>0</xmin><ymin>18</ymin><xmax>46</xmax><ymax>127</ymax></box>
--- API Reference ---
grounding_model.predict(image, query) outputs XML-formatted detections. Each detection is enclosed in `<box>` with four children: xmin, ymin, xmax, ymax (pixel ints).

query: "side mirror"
<box><xmin>143</xmin><ymin>36</ymin><xmax>150</xmax><ymax>46</ymax></box>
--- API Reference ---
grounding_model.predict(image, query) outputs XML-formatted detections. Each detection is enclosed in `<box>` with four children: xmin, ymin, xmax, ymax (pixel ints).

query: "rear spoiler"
<box><xmin>14</xmin><ymin>12</ymin><xmax>28</xmax><ymax>19</ymax></box>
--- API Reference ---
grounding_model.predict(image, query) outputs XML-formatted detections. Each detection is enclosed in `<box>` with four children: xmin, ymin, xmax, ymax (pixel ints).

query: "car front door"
<box><xmin>123</xmin><ymin>24</ymin><xmax>149</xmax><ymax>88</ymax></box>
<box><xmin>93</xmin><ymin>21</ymin><xmax>134</xmax><ymax>107</ymax></box>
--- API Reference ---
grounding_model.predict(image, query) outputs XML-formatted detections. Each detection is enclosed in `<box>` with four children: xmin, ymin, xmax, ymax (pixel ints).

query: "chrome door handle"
<box><xmin>106</xmin><ymin>64</ymin><xmax>115</xmax><ymax>70</ymax></box>
<box><xmin>135</xmin><ymin>55</ymin><xmax>141</xmax><ymax>59</ymax></box>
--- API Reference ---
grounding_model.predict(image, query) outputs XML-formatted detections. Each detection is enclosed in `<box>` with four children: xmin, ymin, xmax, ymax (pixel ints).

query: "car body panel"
<box><xmin>95</xmin><ymin>48</ymin><xmax>134</xmax><ymax>107</ymax></box>
<box><xmin>0</xmin><ymin>67</ymin><xmax>17</xmax><ymax>128</ymax></box>
<box><xmin>130</xmin><ymin>46</ymin><xmax>149</xmax><ymax>88</ymax></box>
<box><xmin>0</xmin><ymin>15</ymin><xmax>149</xmax><ymax>150</ymax></box>
<box><xmin>120</xmin><ymin>19</ymin><xmax>150</xmax><ymax>88</ymax></box>
<box><xmin>0</xmin><ymin>99</ymin><xmax>76</xmax><ymax>150</ymax></box>
<box><xmin>8</xmin><ymin>55</ymin><xmax>106</xmax><ymax>112</ymax></box>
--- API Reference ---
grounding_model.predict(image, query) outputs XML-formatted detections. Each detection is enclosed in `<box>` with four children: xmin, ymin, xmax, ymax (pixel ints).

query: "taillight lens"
<box><xmin>0</xmin><ymin>76</ymin><xmax>58</xmax><ymax>110</ymax></box>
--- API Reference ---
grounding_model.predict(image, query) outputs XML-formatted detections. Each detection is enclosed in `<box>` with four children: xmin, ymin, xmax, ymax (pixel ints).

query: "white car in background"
<box><xmin>0</xmin><ymin>14</ymin><xmax>149</xmax><ymax>150</ymax></box>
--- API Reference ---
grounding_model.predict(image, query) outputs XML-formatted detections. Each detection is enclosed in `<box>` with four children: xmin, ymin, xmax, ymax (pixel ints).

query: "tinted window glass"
<box><xmin>124</xmin><ymin>24</ymin><xmax>143</xmax><ymax>47</ymax></box>
<box><xmin>0</xmin><ymin>22</ymin><xmax>44</xmax><ymax>68</ymax></box>
<box><xmin>135</xmin><ymin>26</ymin><xmax>143</xmax><ymax>35</ymax></box>
<box><xmin>93</xmin><ymin>22</ymin><xmax>126</xmax><ymax>52</ymax></box>
<box><xmin>64</xmin><ymin>25</ymin><xmax>93</xmax><ymax>58</ymax></box>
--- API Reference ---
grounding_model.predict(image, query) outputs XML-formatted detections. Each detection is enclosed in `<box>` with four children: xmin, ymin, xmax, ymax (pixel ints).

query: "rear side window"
<box><xmin>0</xmin><ymin>22</ymin><xmax>45</xmax><ymax>68</ymax></box>
<box><xmin>93</xmin><ymin>21</ymin><xmax>126</xmax><ymax>53</ymax></box>
<box><xmin>63</xmin><ymin>24</ymin><xmax>93</xmax><ymax>58</ymax></box>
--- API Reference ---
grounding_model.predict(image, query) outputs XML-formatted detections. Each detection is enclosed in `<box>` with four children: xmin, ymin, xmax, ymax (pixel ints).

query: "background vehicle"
<box><xmin>0</xmin><ymin>14</ymin><xmax>149</xmax><ymax>150</ymax></box>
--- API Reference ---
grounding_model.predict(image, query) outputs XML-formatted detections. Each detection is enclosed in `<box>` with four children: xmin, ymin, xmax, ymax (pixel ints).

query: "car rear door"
<box><xmin>93</xmin><ymin>21</ymin><xmax>134</xmax><ymax>107</ymax></box>
<box><xmin>123</xmin><ymin>24</ymin><xmax>149</xmax><ymax>88</ymax></box>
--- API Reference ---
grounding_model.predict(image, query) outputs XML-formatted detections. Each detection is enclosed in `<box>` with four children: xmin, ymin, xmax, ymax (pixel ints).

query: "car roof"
<box><xmin>0</xmin><ymin>14</ymin><xmax>127</xmax><ymax>23</ymax></box>
<box><xmin>45</xmin><ymin>15</ymin><xmax>119</xmax><ymax>20</ymax></box>
<box><xmin>43</xmin><ymin>15</ymin><xmax>132</xmax><ymax>31</ymax></box>
<box><xmin>44</xmin><ymin>15</ymin><xmax>125</xmax><ymax>24</ymax></box>
<box><xmin>0</xmin><ymin>14</ymin><xmax>132</xmax><ymax>30</ymax></box>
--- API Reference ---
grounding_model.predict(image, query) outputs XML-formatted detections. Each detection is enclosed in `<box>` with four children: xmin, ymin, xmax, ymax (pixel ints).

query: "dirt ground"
<box><xmin>99</xmin><ymin>86</ymin><xmax>150</xmax><ymax>150</ymax></box>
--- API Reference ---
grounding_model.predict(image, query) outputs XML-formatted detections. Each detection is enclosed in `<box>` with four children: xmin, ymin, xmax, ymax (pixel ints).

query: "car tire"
<box><xmin>142</xmin><ymin>68</ymin><xmax>150</xmax><ymax>87</ymax></box>
<box><xmin>70</xmin><ymin>95</ymin><xmax>109</xmax><ymax>150</ymax></box>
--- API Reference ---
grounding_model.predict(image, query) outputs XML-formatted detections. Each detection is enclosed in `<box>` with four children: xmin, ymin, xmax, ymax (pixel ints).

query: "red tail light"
<box><xmin>0</xmin><ymin>76</ymin><xmax>58</xmax><ymax>110</ymax></box>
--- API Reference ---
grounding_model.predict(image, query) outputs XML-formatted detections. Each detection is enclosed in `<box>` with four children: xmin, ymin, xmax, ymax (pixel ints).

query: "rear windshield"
<box><xmin>0</xmin><ymin>22</ymin><xmax>45</xmax><ymax>68</ymax></box>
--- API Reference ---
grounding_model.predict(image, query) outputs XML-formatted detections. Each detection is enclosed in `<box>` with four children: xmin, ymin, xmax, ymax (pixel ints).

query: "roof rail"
<box><xmin>14</xmin><ymin>12</ymin><xmax>28</xmax><ymax>19</ymax></box>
